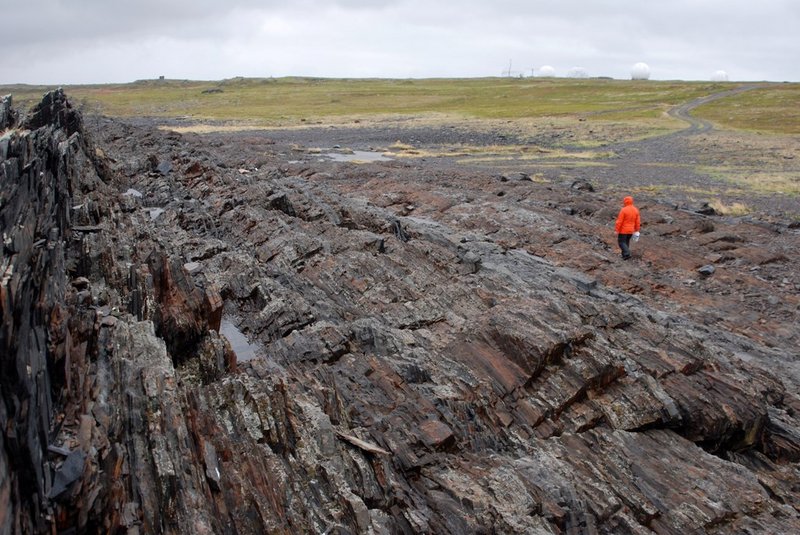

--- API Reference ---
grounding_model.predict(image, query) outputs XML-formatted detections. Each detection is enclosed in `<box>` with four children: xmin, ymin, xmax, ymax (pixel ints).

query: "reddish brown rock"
<box><xmin>418</xmin><ymin>419</ymin><xmax>456</xmax><ymax>451</ymax></box>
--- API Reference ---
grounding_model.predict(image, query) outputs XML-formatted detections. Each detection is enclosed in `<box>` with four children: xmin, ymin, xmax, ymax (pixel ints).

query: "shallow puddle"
<box><xmin>324</xmin><ymin>150</ymin><xmax>392</xmax><ymax>162</ymax></box>
<box><xmin>219</xmin><ymin>319</ymin><xmax>258</xmax><ymax>362</ymax></box>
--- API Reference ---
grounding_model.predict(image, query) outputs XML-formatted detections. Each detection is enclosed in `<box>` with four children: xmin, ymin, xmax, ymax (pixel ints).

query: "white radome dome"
<box><xmin>711</xmin><ymin>70</ymin><xmax>729</xmax><ymax>82</ymax></box>
<box><xmin>566</xmin><ymin>66</ymin><xmax>588</xmax><ymax>78</ymax></box>
<box><xmin>631</xmin><ymin>62</ymin><xmax>651</xmax><ymax>80</ymax></box>
<box><xmin>538</xmin><ymin>65</ymin><xmax>556</xmax><ymax>77</ymax></box>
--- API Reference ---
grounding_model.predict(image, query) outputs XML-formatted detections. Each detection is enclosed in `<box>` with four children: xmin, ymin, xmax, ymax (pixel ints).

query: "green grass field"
<box><xmin>692</xmin><ymin>83</ymin><xmax>800</xmax><ymax>134</ymax></box>
<box><xmin>4</xmin><ymin>77</ymin><xmax>798</xmax><ymax>134</ymax></box>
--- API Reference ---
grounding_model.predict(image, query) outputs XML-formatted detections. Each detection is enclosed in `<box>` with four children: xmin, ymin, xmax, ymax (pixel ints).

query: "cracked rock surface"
<box><xmin>2</xmin><ymin>91</ymin><xmax>799</xmax><ymax>534</ymax></box>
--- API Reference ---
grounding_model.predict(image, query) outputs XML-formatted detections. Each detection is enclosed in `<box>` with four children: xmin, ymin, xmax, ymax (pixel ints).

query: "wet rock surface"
<box><xmin>1</xmin><ymin>91</ymin><xmax>799</xmax><ymax>534</ymax></box>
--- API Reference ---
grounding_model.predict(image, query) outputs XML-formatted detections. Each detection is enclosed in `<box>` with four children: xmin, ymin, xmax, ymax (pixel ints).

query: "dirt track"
<box><xmin>667</xmin><ymin>83</ymin><xmax>769</xmax><ymax>133</ymax></box>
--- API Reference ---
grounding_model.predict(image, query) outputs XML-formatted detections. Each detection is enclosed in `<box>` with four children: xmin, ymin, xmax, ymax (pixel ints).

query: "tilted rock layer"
<box><xmin>1</xmin><ymin>91</ymin><xmax>799</xmax><ymax>534</ymax></box>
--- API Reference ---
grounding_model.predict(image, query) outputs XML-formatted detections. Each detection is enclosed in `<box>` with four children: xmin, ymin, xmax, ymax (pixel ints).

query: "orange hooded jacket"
<box><xmin>615</xmin><ymin>196</ymin><xmax>641</xmax><ymax>234</ymax></box>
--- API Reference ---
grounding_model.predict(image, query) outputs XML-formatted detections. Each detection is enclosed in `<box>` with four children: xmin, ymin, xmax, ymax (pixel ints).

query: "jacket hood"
<box><xmin>623</xmin><ymin>196</ymin><xmax>634</xmax><ymax>206</ymax></box>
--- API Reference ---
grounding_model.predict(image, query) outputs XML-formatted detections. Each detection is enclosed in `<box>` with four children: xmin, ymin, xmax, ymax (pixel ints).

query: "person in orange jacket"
<box><xmin>615</xmin><ymin>195</ymin><xmax>640</xmax><ymax>260</ymax></box>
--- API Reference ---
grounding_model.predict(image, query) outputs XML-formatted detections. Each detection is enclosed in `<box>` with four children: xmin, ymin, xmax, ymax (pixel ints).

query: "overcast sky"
<box><xmin>2</xmin><ymin>0</ymin><xmax>798</xmax><ymax>84</ymax></box>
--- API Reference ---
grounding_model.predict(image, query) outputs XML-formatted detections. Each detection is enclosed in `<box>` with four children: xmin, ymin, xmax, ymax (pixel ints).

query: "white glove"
<box><xmin>632</xmin><ymin>232</ymin><xmax>640</xmax><ymax>242</ymax></box>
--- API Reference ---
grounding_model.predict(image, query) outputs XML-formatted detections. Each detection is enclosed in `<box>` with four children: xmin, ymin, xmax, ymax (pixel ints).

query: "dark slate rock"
<box><xmin>391</xmin><ymin>219</ymin><xmax>410</xmax><ymax>242</ymax></box>
<box><xmin>1</xmin><ymin>94</ymin><xmax>17</xmax><ymax>129</ymax></box>
<box><xmin>268</xmin><ymin>192</ymin><xmax>296</xmax><ymax>217</ymax></box>
<box><xmin>696</xmin><ymin>203</ymin><xmax>717</xmax><ymax>216</ymax></box>
<box><xmin>48</xmin><ymin>450</ymin><xmax>86</xmax><ymax>499</ymax></box>
<box><xmin>571</xmin><ymin>179</ymin><xmax>595</xmax><ymax>192</ymax></box>
<box><xmin>698</xmin><ymin>264</ymin><xmax>716</xmax><ymax>276</ymax></box>
<box><xmin>157</xmin><ymin>160</ymin><xmax>173</xmax><ymax>175</ymax></box>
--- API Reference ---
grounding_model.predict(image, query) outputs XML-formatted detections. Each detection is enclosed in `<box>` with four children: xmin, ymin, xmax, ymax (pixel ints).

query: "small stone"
<box><xmin>184</xmin><ymin>262</ymin><xmax>202</xmax><ymax>274</ymax></box>
<box><xmin>698</xmin><ymin>265</ymin><xmax>716</xmax><ymax>276</ymax></box>
<box><xmin>459</xmin><ymin>251</ymin><xmax>481</xmax><ymax>274</ymax></box>
<box><xmin>696</xmin><ymin>203</ymin><xmax>717</xmax><ymax>216</ymax></box>
<box><xmin>71</xmin><ymin>277</ymin><xmax>90</xmax><ymax>290</ymax></box>
<box><xmin>571</xmin><ymin>179</ymin><xmax>594</xmax><ymax>192</ymax></box>
<box><xmin>48</xmin><ymin>450</ymin><xmax>86</xmax><ymax>499</ymax></box>
<box><xmin>123</xmin><ymin>188</ymin><xmax>143</xmax><ymax>198</ymax></box>
<box><xmin>418</xmin><ymin>419</ymin><xmax>455</xmax><ymax>450</ymax></box>
<box><xmin>76</xmin><ymin>290</ymin><xmax>92</xmax><ymax>305</ymax></box>
<box><xmin>157</xmin><ymin>160</ymin><xmax>172</xmax><ymax>175</ymax></box>
<box><xmin>202</xmin><ymin>441</ymin><xmax>222</xmax><ymax>491</ymax></box>
<box><xmin>577</xmin><ymin>279</ymin><xmax>597</xmax><ymax>293</ymax></box>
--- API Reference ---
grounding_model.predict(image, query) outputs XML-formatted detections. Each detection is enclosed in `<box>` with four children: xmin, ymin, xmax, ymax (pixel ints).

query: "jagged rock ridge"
<box><xmin>1</xmin><ymin>91</ymin><xmax>799</xmax><ymax>534</ymax></box>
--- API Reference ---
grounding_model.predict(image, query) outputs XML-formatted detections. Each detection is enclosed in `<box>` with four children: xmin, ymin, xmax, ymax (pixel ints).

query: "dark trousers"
<box><xmin>618</xmin><ymin>234</ymin><xmax>632</xmax><ymax>259</ymax></box>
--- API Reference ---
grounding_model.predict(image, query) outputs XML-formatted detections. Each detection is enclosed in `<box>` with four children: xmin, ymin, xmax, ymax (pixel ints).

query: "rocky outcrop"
<box><xmin>1</xmin><ymin>88</ymin><xmax>87</xmax><ymax>534</ymax></box>
<box><xmin>1</xmin><ymin>90</ymin><xmax>229</xmax><ymax>533</ymax></box>
<box><xmin>1</xmin><ymin>94</ymin><xmax>16</xmax><ymax>130</ymax></box>
<box><xmin>1</xmin><ymin>91</ymin><xmax>799</xmax><ymax>534</ymax></box>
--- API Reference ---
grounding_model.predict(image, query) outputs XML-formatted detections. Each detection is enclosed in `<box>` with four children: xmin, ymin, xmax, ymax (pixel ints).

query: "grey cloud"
<box><xmin>1</xmin><ymin>0</ymin><xmax>275</xmax><ymax>46</ymax></box>
<box><xmin>1</xmin><ymin>0</ymin><xmax>798</xmax><ymax>83</ymax></box>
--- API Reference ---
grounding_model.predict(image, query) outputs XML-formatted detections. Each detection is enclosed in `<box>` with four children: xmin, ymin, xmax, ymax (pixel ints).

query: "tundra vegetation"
<box><xmin>4</xmin><ymin>79</ymin><xmax>798</xmax><ymax>205</ymax></box>
<box><xmin>2</xmin><ymin>77</ymin><xmax>798</xmax><ymax>133</ymax></box>
<box><xmin>7</xmin><ymin>77</ymin><xmax>798</xmax><ymax>208</ymax></box>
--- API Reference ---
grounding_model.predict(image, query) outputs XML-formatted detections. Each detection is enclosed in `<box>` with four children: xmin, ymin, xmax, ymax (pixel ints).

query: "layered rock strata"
<box><xmin>1</xmin><ymin>91</ymin><xmax>799</xmax><ymax>534</ymax></box>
